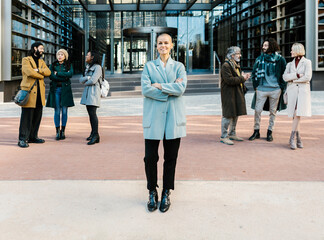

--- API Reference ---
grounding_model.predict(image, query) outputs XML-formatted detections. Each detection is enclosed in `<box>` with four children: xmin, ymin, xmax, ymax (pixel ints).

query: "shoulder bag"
<box><xmin>14</xmin><ymin>80</ymin><xmax>38</xmax><ymax>106</ymax></box>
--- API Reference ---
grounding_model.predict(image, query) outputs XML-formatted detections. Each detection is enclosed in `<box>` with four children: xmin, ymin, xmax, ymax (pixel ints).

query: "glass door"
<box><xmin>123</xmin><ymin>36</ymin><xmax>149</xmax><ymax>73</ymax></box>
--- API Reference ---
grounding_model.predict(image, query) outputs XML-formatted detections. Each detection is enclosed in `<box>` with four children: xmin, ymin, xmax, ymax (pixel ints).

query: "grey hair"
<box><xmin>226</xmin><ymin>46</ymin><xmax>241</xmax><ymax>59</ymax></box>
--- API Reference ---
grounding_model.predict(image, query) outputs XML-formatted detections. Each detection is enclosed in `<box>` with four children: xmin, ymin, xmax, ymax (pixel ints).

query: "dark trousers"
<box><xmin>144</xmin><ymin>138</ymin><xmax>181</xmax><ymax>191</ymax></box>
<box><xmin>18</xmin><ymin>106</ymin><xmax>43</xmax><ymax>141</ymax></box>
<box><xmin>86</xmin><ymin>105</ymin><xmax>99</xmax><ymax>135</ymax></box>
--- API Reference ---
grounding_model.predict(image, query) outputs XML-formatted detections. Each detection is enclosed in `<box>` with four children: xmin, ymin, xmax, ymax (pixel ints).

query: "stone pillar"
<box><xmin>110</xmin><ymin>13</ymin><xmax>114</xmax><ymax>74</ymax></box>
<box><xmin>0</xmin><ymin>0</ymin><xmax>12</xmax><ymax>102</ymax></box>
<box><xmin>305</xmin><ymin>0</ymin><xmax>316</xmax><ymax>70</ymax></box>
<box><xmin>84</xmin><ymin>10</ymin><xmax>89</xmax><ymax>54</ymax></box>
<box><xmin>209</xmin><ymin>11</ymin><xmax>214</xmax><ymax>72</ymax></box>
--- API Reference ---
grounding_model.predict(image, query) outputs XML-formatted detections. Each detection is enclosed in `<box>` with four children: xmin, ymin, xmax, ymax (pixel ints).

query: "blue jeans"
<box><xmin>54</xmin><ymin>87</ymin><xmax>68</xmax><ymax>128</ymax></box>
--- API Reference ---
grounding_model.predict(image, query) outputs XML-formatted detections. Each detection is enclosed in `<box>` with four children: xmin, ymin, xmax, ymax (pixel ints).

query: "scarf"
<box><xmin>295</xmin><ymin>56</ymin><xmax>302</xmax><ymax>68</ymax></box>
<box><xmin>226</xmin><ymin>58</ymin><xmax>243</xmax><ymax>89</ymax></box>
<box><xmin>255</xmin><ymin>52</ymin><xmax>281</xmax><ymax>84</ymax></box>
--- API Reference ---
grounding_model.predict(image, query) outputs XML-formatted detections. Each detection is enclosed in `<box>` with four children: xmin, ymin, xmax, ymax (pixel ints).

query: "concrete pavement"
<box><xmin>1</xmin><ymin>181</ymin><xmax>324</xmax><ymax>240</ymax></box>
<box><xmin>1</xmin><ymin>92</ymin><xmax>324</xmax><ymax>239</ymax></box>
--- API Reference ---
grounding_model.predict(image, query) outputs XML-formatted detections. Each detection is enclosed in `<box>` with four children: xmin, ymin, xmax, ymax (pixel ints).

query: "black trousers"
<box><xmin>86</xmin><ymin>105</ymin><xmax>99</xmax><ymax>135</ymax></box>
<box><xmin>144</xmin><ymin>138</ymin><xmax>181</xmax><ymax>191</ymax></box>
<box><xmin>18</xmin><ymin>106</ymin><xmax>43</xmax><ymax>141</ymax></box>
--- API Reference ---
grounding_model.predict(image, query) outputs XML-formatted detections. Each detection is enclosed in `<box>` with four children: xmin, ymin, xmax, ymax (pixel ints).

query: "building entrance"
<box><xmin>122</xmin><ymin>27</ymin><xmax>177</xmax><ymax>73</ymax></box>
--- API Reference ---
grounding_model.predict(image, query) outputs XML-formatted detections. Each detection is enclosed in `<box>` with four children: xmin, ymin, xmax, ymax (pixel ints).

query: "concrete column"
<box><xmin>1</xmin><ymin>0</ymin><xmax>11</xmax><ymax>82</ymax></box>
<box><xmin>84</xmin><ymin>10</ymin><xmax>89</xmax><ymax>54</ymax></box>
<box><xmin>0</xmin><ymin>0</ymin><xmax>12</xmax><ymax>102</ymax></box>
<box><xmin>306</xmin><ymin>0</ymin><xmax>316</xmax><ymax>70</ymax></box>
<box><xmin>110</xmin><ymin>13</ymin><xmax>114</xmax><ymax>74</ymax></box>
<box><xmin>186</xmin><ymin>15</ymin><xmax>189</xmax><ymax>72</ymax></box>
<box><xmin>0</xmin><ymin>0</ymin><xmax>2</xmax><ymax>84</ymax></box>
<box><xmin>176</xmin><ymin>15</ymin><xmax>179</xmax><ymax>62</ymax></box>
<box><xmin>209</xmin><ymin>11</ymin><xmax>214</xmax><ymax>72</ymax></box>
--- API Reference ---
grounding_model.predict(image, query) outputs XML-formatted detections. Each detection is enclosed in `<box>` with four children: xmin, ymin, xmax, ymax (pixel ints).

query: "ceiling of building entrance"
<box><xmin>77</xmin><ymin>0</ymin><xmax>223</xmax><ymax>11</ymax></box>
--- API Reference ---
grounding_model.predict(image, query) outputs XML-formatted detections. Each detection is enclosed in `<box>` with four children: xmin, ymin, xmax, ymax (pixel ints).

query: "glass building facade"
<box><xmin>0</xmin><ymin>0</ymin><xmax>323</xmax><ymax>102</ymax></box>
<box><xmin>213</xmin><ymin>0</ymin><xmax>306</xmax><ymax>68</ymax></box>
<box><xmin>11</xmin><ymin>0</ymin><xmax>86</xmax><ymax>78</ymax></box>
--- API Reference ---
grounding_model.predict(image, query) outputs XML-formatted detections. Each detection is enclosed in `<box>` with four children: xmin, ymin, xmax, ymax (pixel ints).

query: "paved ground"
<box><xmin>0</xmin><ymin>92</ymin><xmax>324</xmax><ymax>239</ymax></box>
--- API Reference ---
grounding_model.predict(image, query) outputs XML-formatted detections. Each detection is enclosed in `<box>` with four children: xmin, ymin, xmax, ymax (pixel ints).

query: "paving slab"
<box><xmin>1</xmin><ymin>92</ymin><xmax>324</xmax><ymax>239</ymax></box>
<box><xmin>0</xmin><ymin>115</ymin><xmax>323</xmax><ymax>181</ymax></box>
<box><xmin>0</xmin><ymin>180</ymin><xmax>323</xmax><ymax>240</ymax></box>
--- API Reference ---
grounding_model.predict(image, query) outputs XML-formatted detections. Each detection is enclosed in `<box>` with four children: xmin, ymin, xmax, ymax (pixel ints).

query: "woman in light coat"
<box><xmin>79</xmin><ymin>50</ymin><xmax>102</xmax><ymax>145</ymax></box>
<box><xmin>141</xmin><ymin>33</ymin><xmax>187</xmax><ymax>213</ymax></box>
<box><xmin>283</xmin><ymin>43</ymin><xmax>312</xmax><ymax>150</ymax></box>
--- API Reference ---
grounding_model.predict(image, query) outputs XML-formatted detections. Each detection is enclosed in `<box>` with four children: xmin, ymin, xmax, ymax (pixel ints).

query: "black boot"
<box><xmin>86</xmin><ymin>133</ymin><xmax>93</xmax><ymax>141</ymax></box>
<box><xmin>267</xmin><ymin>129</ymin><xmax>273</xmax><ymax>142</ymax></box>
<box><xmin>159</xmin><ymin>189</ymin><xmax>171</xmax><ymax>213</ymax></box>
<box><xmin>60</xmin><ymin>126</ymin><xmax>66</xmax><ymax>140</ymax></box>
<box><xmin>55</xmin><ymin>127</ymin><xmax>60</xmax><ymax>140</ymax></box>
<box><xmin>87</xmin><ymin>134</ymin><xmax>100</xmax><ymax>145</ymax></box>
<box><xmin>249</xmin><ymin>129</ymin><xmax>260</xmax><ymax>141</ymax></box>
<box><xmin>147</xmin><ymin>189</ymin><xmax>158</xmax><ymax>212</ymax></box>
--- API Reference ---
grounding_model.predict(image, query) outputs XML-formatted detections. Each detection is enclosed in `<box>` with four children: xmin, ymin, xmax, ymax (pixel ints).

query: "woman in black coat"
<box><xmin>220</xmin><ymin>46</ymin><xmax>250</xmax><ymax>145</ymax></box>
<box><xmin>46</xmin><ymin>49</ymin><xmax>74</xmax><ymax>140</ymax></box>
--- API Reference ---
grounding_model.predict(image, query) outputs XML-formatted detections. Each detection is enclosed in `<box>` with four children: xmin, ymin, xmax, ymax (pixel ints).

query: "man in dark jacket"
<box><xmin>249</xmin><ymin>38</ymin><xmax>287</xmax><ymax>142</ymax></box>
<box><xmin>220</xmin><ymin>46</ymin><xmax>250</xmax><ymax>145</ymax></box>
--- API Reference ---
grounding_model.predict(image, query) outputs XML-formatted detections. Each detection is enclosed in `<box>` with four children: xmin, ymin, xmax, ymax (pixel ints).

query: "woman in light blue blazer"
<box><xmin>141</xmin><ymin>33</ymin><xmax>187</xmax><ymax>213</ymax></box>
<box><xmin>79</xmin><ymin>50</ymin><xmax>102</xmax><ymax>145</ymax></box>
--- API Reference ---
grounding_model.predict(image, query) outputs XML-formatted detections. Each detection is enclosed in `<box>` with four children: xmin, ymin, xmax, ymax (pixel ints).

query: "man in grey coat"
<box><xmin>220</xmin><ymin>46</ymin><xmax>250</xmax><ymax>145</ymax></box>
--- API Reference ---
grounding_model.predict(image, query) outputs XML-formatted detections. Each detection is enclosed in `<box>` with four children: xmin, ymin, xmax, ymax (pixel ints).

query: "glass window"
<box><xmin>12</xmin><ymin>35</ymin><xmax>27</xmax><ymax>49</ymax></box>
<box><xmin>133</xmin><ymin>12</ymin><xmax>144</xmax><ymax>27</ymax></box>
<box><xmin>239</xmin><ymin>0</ymin><xmax>249</xmax><ymax>11</ymax></box>
<box><xmin>266</xmin><ymin>22</ymin><xmax>276</xmax><ymax>33</ymax></box>
<box><xmin>12</xmin><ymin>20</ymin><xmax>26</xmax><ymax>34</ymax></box>
<box><xmin>319</xmin><ymin>0</ymin><xmax>324</xmax><ymax>7</ymax></box>
<box><xmin>241</xmin><ymin>10</ymin><xmax>249</xmax><ymax>20</ymax></box>
<box><xmin>319</xmin><ymin>31</ymin><xmax>324</xmax><ymax>39</ymax></box>
<box><xmin>252</xmin><ymin>6</ymin><xmax>261</xmax><ymax>15</ymax></box>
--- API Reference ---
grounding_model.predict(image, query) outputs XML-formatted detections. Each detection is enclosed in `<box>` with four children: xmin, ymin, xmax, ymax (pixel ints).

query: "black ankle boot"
<box><xmin>55</xmin><ymin>127</ymin><xmax>60</xmax><ymax>140</ymax></box>
<box><xmin>267</xmin><ymin>129</ymin><xmax>273</xmax><ymax>142</ymax></box>
<box><xmin>86</xmin><ymin>133</ymin><xmax>93</xmax><ymax>141</ymax></box>
<box><xmin>60</xmin><ymin>126</ymin><xmax>66</xmax><ymax>140</ymax></box>
<box><xmin>147</xmin><ymin>189</ymin><xmax>158</xmax><ymax>212</ymax></box>
<box><xmin>87</xmin><ymin>134</ymin><xmax>100</xmax><ymax>145</ymax></box>
<box><xmin>159</xmin><ymin>189</ymin><xmax>171</xmax><ymax>213</ymax></box>
<box><xmin>249</xmin><ymin>129</ymin><xmax>260</xmax><ymax>141</ymax></box>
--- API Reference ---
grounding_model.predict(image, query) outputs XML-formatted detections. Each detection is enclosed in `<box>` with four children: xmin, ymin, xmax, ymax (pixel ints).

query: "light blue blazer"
<box><xmin>141</xmin><ymin>57</ymin><xmax>187</xmax><ymax>140</ymax></box>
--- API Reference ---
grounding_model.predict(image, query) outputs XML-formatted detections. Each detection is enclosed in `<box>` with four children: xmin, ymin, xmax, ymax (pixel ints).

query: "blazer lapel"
<box><xmin>154</xmin><ymin>59</ymin><xmax>167</xmax><ymax>82</ymax></box>
<box><xmin>297</xmin><ymin>57</ymin><xmax>306</xmax><ymax>71</ymax></box>
<box><xmin>165</xmin><ymin>58</ymin><xmax>175</xmax><ymax>83</ymax></box>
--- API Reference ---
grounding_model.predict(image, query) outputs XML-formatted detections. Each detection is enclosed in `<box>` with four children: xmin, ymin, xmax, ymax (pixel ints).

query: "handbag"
<box><xmin>100</xmin><ymin>78</ymin><xmax>110</xmax><ymax>98</ymax></box>
<box><xmin>14</xmin><ymin>80</ymin><xmax>38</xmax><ymax>106</ymax></box>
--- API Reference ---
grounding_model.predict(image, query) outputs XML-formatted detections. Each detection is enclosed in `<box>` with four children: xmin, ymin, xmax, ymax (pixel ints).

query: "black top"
<box><xmin>32</xmin><ymin>55</ymin><xmax>40</xmax><ymax>68</ymax></box>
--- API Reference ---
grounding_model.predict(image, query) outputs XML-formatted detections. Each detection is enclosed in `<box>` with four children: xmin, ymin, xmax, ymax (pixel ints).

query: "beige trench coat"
<box><xmin>282</xmin><ymin>57</ymin><xmax>312</xmax><ymax>118</ymax></box>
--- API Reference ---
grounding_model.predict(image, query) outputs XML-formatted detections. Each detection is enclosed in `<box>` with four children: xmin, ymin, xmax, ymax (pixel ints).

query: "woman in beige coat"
<box><xmin>283</xmin><ymin>43</ymin><xmax>312</xmax><ymax>150</ymax></box>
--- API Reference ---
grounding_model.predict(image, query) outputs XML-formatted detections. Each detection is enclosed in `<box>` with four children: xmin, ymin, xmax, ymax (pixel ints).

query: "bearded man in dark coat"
<box><xmin>220</xmin><ymin>46</ymin><xmax>250</xmax><ymax>145</ymax></box>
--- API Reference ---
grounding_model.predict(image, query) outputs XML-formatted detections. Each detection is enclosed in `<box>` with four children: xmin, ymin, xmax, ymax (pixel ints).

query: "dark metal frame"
<box><xmin>77</xmin><ymin>0</ymin><xmax>224</xmax><ymax>12</ymax></box>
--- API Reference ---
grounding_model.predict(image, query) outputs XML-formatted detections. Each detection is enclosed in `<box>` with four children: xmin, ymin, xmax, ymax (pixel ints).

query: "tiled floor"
<box><xmin>1</xmin><ymin>115</ymin><xmax>323</xmax><ymax>181</ymax></box>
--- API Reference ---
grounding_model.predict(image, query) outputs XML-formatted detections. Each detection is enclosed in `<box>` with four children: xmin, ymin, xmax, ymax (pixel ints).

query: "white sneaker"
<box><xmin>229</xmin><ymin>135</ymin><xmax>244</xmax><ymax>141</ymax></box>
<box><xmin>220</xmin><ymin>137</ymin><xmax>234</xmax><ymax>145</ymax></box>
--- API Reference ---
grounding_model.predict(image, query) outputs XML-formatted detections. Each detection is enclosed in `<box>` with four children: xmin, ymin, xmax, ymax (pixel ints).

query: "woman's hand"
<box><xmin>175</xmin><ymin>78</ymin><xmax>183</xmax><ymax>83</ymax></box>
<box><xmin>152</xmin><ymin>83</ymin><xmax>162</xmax><ymax>90</ymax></box>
